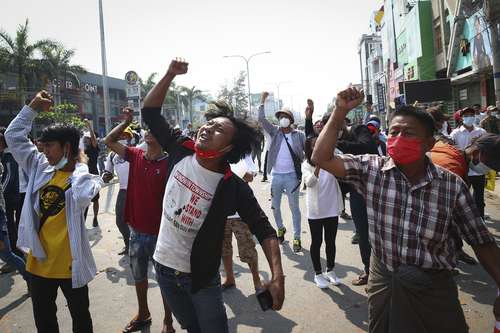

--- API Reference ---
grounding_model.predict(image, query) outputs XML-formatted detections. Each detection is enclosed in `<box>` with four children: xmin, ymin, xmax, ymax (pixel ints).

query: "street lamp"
<box><xmin>223</xmin><ymin>51</ymin><xmax>271</xmax><ymax>118</ymax></box>
<box><xmin>274</xmin><ymin>81</ymin><xmax>292</xmax><ymax>112</ymax></box>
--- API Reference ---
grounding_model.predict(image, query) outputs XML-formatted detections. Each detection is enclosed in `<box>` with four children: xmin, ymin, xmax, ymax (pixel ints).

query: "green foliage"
<box><xmin>217</xmin><ymin>71</ymin><xmax>248</xmax><ymax>117</ymax></box>
<box><xmin>35</xmin><ymin>103</ymin><xmax>85</xmax><ymax>129</ymax></box>
<box><xmin>0</xmin><ymin>18</ymin><xmax>85</xmax><ymax>103</ymax></box>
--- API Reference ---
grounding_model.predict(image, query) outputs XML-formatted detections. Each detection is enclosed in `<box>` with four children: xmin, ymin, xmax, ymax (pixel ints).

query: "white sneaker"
<box><xmin>314</xmin><ymin>274</ymin><xmax>330</xmax><ymax>289</ymax></box>
<box><xmin>325</xmin><ymin>270</ymin><xmax>341</xmax><ymax>286</ymax></box>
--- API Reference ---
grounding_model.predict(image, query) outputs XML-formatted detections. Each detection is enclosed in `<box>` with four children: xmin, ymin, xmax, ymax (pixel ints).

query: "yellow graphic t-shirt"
<box><xmin>26</xmin><ymin>170</ymin><xmax>73</xmax><ymax>278</ymax></box>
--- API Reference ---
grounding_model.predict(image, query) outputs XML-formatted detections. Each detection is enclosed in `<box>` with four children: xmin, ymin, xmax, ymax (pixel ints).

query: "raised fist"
<box><xmin>335</xmin><ymin>87</ymin><xmax>364</xmax><ymax>113</ymax></box>
<box><xmin>122</xmin><ymin>107</ymin><xmax>134</xmax><ymax>123</ymax></box>
<box><xmin>167</xmin><ymin>58</ymin><xmax>189</xmax><ymax>76</ymax></box>
<box><xmin>29</xmin><ymin>90</ymin><xmax>53</xmax><ymax>112</ymax></box>
<box><xmin>305</xmin><ymin>99</ymin><xmax>314</xmax><ymax>119</ymax></box>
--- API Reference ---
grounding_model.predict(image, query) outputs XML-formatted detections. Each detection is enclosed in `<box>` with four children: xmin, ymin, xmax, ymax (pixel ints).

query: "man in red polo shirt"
<box><xmin>104</xmin><ymin>107</ymin><xmax>175</xmax><ymax>333</ymax></box>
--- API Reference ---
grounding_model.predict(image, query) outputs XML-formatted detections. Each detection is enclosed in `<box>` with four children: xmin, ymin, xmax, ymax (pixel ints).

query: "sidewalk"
<box><xmin>0</xmin><ymin>179</ymin><xmax>499</xmax><ymax>332</ymax></box>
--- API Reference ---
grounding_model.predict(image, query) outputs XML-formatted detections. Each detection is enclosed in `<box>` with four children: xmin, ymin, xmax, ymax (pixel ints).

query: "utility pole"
<box><xmin>485</xmin><ymin>0</ymin><xmax>500</xmax><ymax>107</ymax></box>
<box><xmin>98</xmin><ymin>0</ymin><xmax>111</xmax><ymax>134</ymax></box>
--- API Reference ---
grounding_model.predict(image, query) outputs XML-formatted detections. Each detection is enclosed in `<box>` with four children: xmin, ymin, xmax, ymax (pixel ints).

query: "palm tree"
<box><xmin>40</xmin><ymin>44</ymin><xmax>86</xmax><ymax>103</ymax></box>
<box><xmin>140</xmin><ymin>72</ymin><xmax>158</xmax><ymax>97</ymax></box>
<box><xmin>179</xmin><ymin>86</ymin><xmax>207</xmax><ymax>123</ymax></box>
<box><xmin>0</xmin><ymin>18</ymin><xmax>57</xmax><ymax>102</ymax></box>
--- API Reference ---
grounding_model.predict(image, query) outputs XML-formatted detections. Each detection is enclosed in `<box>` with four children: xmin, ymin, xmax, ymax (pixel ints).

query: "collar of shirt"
<box><xmin>459</xmin><ymin>125</ymin><xmax>481</xmax><ymax>133</ymax></box>
<box><xmin>381</xmin><ymin>157</ymin><xmax>445</xmax><ymax>190</ymax></box>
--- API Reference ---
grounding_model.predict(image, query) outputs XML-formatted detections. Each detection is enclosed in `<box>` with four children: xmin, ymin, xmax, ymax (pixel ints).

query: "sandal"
<box><xmin>351</xmin><ymin>273</ymin><xmax>368</xmax><ymax>286</ymax></box>
<box><xmin>122</xmin><ymin>317</ymin><xmax>152</xmax><ymax>333</ymax></box>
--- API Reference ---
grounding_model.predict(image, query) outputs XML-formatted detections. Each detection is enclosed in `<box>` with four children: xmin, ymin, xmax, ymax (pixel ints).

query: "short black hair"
<box><xmin>391</xmin><ymin>105</ymin><xmax>435</xmax><ymax>137</ymax></box>
<box><xmin>204</xmin><ymin>101</ymin><xmax>259</xmax><ymax>164</ymax></box>
<box><xmin>38</xmin><ymin>124</ymin><xmax>81</xmax><ymax>158</ymax></box>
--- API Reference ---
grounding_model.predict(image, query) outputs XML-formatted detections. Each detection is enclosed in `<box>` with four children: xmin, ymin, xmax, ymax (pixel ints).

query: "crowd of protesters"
<box><xmin>0</xmin><ymin>58</ymin><xmax>499</xmax><ymax>333</ymax></box>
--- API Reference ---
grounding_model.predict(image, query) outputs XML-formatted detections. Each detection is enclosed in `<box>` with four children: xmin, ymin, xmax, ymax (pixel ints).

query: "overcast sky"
<box><xmin>1</xmin><ymin>0</ymin><xmax>380</xmax><ymax>117</ymax></box>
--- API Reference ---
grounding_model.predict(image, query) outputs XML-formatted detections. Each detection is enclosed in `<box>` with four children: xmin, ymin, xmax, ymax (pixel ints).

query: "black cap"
<box><xmin>476</xmin><ymin>134</ymin><xmax>500</xmax><ymax>171</ymax></box>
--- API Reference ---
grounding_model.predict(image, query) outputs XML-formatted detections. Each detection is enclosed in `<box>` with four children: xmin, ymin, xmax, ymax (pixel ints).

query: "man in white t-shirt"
<box><xmin>450</xmin><ymin>107</ymin><xmax>487</xmax><ymax>218</ymax></box>
<box><xmin>141</xmin><ymin>59</ymin><xmax>285</xmax><ymax>333</ymax></box>
<box><xmin>258</xmin><ymin>92</ymin><xmax>305</xmax><ymax>253</ymax></box>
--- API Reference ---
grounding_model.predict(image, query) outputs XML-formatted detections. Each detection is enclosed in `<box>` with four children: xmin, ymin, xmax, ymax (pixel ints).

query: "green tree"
<box><xmin>40</xmin><ymin>44</ymin><xmax>86</xmax><ymax>103</ymax></box>
<box><xmin>217</xmin><ymin>71</ymin><xmax>248</xmax><ymax>117</ymax></box>
<box><xmin>35</xmin><ymin>102</ymin><xmax>85</xmax><ymax>129</ymax></box>
<box><xmin>0</xmin><ymin>19</ymin><xmax>57</xmax><ymax>102</ymax></box>
<box><xmin>140</xmin><ymin>72</ymin><xmax>157</xmax><ymax>97</ymax></box>
<box><xmin>179</xmin><ymin>85</ymin><xmax>206</xmax><ymax>123</ymax></box>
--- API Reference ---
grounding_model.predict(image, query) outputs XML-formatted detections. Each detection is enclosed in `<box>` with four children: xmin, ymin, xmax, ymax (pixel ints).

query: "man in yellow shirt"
<box><xmin>5</xmin><ymin>91</ymin><xmax>102</xmax><ymax>333</ymax></box>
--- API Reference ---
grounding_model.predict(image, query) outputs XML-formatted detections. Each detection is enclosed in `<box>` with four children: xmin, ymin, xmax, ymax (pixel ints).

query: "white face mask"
<box><xmin>469</xmin><ymin>160</ymin><xmax>490</xmax><ymax>174</ymax></box>
<box><xmin>54</xmin><ymin>150</ymin><xmax>68</xmax><ymax>170</ymax></box>
<box><xmin>492</xmin><ymin>112</ymin><xmax>500</xmax><ymax>119</ymax></box>
<box><xmin>118</xmin><ymin>139</ymin><xmax>128</xmax><ymax>145</ymax></box>
<box><xmin>279</xmin><ymin>117</ymin><xmax>291</xmax><ymax>128</ymax></box>
<box><xmin>462</xmin><ymin>116</ymin><xmax>475</xmax><ymax>127</ymax></box>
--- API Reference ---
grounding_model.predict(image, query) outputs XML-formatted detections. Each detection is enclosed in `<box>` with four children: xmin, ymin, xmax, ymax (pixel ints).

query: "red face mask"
<box><xmin>194</xmin><ymin>145</ymin><xmax>225</xmax><ymax>159</ymax></box>
<box><xmin>387</xmin><ymin>136</ymin><xmax>423</xmax><ymax>165</ymax></box>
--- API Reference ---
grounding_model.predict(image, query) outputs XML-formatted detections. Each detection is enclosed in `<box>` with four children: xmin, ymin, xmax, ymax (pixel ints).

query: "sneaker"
<box><xmin>292</xmin><ymin>239</ymin><xmax>302</xmax><ymax>253</ymax></box>
<box><xmin>351</xmin><ymin>233</ymin><xmax>359</xmax><ymax>244</ymax></box>
<box><xmin>314</xmin><ymin>274</ymin><xmax>330</xmax><ymax>289</ymax></box>
<box><xmin>277</xmin><ymin>227</ymin><xmax>286</xmax><ymax>244</ymax></box>
<box><xmin>325</xmin><ymin>270</ymin><xmax>341</xmax><ymax>286</ymax></box>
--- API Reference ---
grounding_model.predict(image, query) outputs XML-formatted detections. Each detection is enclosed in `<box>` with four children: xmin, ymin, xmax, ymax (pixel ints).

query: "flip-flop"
<box><xmin>221</xmin><ymin>283</ymin><xmax>236</xmax><ymax>291</ymax></box>
<box><xmin>122</xmin><ymin>317</ymin><xmax>152</xmax><ymax>333</ymax></box>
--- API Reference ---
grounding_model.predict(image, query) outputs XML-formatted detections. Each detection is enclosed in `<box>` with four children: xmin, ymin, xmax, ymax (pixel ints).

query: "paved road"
<box><xmin>1</xmin><ymin>177</ymin><xmax>499</xmax><ymax>332</ymax></box>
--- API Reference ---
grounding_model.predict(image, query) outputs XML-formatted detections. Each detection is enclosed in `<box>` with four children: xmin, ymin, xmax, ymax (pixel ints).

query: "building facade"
<box><xmin>362</xmin><ymin>0</ymin><xmax>499</xmax><ymax>119</ymax></box>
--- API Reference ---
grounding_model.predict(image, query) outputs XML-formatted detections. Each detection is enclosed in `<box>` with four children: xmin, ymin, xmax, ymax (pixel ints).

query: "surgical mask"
<box><xmin>462</xmin><ymin>116</ymin><xmax>475</xmax><ymax>127</ymax></box>
<box><xmin>469</xmin><ymin>160</ymin><xmax>490</xmax><ymax>174</ymax></box>
<box><xmin>194</xmin><ymin>145</ymin><xmax>231</xmax><ymax>160</ymax></box>
<box><xmin>279</xmin><ymin>117</ymin><xmax>291</xmax><ymax>128</ymax></box>
<box><xmin>387</xmin><ymin>136</ymin><xmax>423</xmax><ymax>165</ymax></box>
<box><xmin>493</xmin><ymin>112</ymin><xmax>500</xmax><ymax>119</ymax></box>
<box><xmin>118</xmin><ymin>139</ymin><xmax>128</xmax><ymax>145</ymax></box>
<box><xmin>479</xmin><ymin>112</ymin><xmax>486</xmax><ymax>119</ymax></box>
<box><xmin>54</xmin><ymin>150</ymin><xmax>68</xmax><ymax>170</ymax></box>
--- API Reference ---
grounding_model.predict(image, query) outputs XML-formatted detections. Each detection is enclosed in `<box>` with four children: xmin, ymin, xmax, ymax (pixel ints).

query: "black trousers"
<box><xmin>115</xmin><ymin>189</ymin><xmax>130</xmax><ymax>249</ymax></box>
<box><xmin>339</xmin><ymin>181</ymin><xmax>352</xmax><ymax>213</ymax></box>
<box><xmin>350</xmin><ymin>190</ymin><xmax>371</xmax><ymax>274</ymax></box>
<box><xmin>469</xmin><ymin>175</ymin><xmax>485</xmax><ymax>219</ymax></box>
<box><xmin>5</xmin><ymin>198</ymin><xmax>20</xmax><ymax>255</ymax></box>
<box><xmin>262</xmin><ymin>150</ymin><xmax>269</xmax><ymax>181</ymax></box>
<box><xmin>30</xmin><ymin>274</ymin><xmax>93</xmax><ymax>333</ymax></box>
<box><xmin>308</xmin><ymin>217</ymin><xmax>339</xmax><ymax>274</ymax></box>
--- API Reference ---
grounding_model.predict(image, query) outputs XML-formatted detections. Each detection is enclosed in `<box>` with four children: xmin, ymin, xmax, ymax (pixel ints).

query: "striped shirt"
<box><xmin>5</xmin><ymin>106</ymin><xmax>103</xmax><ymax>288</ymax></box>
<box><xmin>341</xmin><ymin>154</ymin><xmax>494</xmax><ymax>271</ymax></box>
